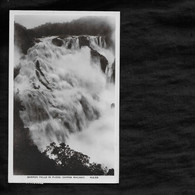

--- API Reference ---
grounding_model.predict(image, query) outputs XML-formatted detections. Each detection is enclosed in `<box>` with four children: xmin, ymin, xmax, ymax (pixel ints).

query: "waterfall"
<box><xmin>62</xmin><ymin>35</ymin><xmax>107</xmax><ymax>49</ymax></box>
<box><xmin>15</xmin><ymin>35</ymin><xmax>115</xmax><ymax>167</ymax></box>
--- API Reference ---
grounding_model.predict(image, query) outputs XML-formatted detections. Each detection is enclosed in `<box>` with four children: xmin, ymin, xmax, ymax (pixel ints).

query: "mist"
<box><xmin>14</xmin><ymin>31</ymin><xmax>116</xmax><ymax>168</ymax></box>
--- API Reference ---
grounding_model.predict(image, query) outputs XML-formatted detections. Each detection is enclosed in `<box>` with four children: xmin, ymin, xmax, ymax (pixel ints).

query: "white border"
<box><xmin>9</xmin><ymin>10</ymin><xmax>120</xmax><ymax>184</ymax></box>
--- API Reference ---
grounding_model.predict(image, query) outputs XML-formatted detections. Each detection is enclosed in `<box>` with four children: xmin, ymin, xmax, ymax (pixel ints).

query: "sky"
<box><xmin>15</xmin><ymin>15</ymin><xmax>83</xmax><ymax>29</ymax></box>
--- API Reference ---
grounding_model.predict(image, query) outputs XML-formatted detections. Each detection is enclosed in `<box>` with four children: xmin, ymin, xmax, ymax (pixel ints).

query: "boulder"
<box><xmin>52</xmin><ymin>37</ymin><xmax>63</xmax><ymax>47</ymax></box>
<box><xmin>78</xmin><ymin>36</ymin><xmax>90</xmax><ymax>48</ymax></box>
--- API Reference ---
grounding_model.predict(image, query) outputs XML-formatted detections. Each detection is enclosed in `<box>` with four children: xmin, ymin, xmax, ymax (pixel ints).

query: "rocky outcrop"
<box><xmin>35</xmin><ymin>60</ymin><xmax>51</xmax><ymax>90</ymax></box>
<box><xmin>78</xmin><ymin>36</ymin><xmax>90</xmax><ymax>48</ymax></box>
<box><xmin>14</xmin><ymin>66</ymin><xmax>20</xmax><ymax>79</ymax></box>
<box><xmin>52</xmin><ymin>37</ymin><xmax>63</xmax><ymax>47</ymax></box>
<box><xmin>14</xmin><ymin>23</ymin><xmax>35</xmax><ymax>54</ymax></box>
<box><xmin>90</xmin><ymin>47</ymin><xmax>108</xmax><ymax>73</ymax></box>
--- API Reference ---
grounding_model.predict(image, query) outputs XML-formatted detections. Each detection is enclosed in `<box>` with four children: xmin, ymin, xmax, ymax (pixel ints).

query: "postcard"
<box><xmin>9</xmin><ymin>10</ymin><xmax>120</xmax><ymax>183</ymax></box>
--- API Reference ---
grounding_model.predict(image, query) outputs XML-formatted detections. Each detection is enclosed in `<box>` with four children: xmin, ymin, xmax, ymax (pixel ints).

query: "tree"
<box><xmin>43</xmin><ymin>142</ymin><xmax>112</xmax><ymax>175</ymax></box>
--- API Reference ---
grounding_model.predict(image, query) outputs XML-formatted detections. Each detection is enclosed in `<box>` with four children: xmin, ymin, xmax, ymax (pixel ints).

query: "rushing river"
<box><xmin>14</xmin><ymin>35</ymin><xmax>115</xmax><ymax>168</ymax></box>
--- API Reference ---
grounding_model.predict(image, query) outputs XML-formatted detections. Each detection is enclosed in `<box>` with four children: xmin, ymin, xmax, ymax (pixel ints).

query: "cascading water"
<box><xmin>15</xmin><ymin>35</ymin><xmax>115</xmax><ymax>168</ymax></box>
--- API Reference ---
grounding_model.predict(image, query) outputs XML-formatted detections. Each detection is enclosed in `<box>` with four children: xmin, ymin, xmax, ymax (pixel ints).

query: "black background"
<box><xmin>1</xmin><ymin>0</ymin><xmax>195</xmax><ymax>194</ymax></box>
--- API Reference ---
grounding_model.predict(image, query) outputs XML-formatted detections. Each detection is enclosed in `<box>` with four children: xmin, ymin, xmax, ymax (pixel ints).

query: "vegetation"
<box><xmin>43</xmin><ymin>142</ymin><xmax>114</xmax><ymax>175</ymax></box>
<box><xmin>14</xmin><ymin>99</ymin><xmax>114</xmax><ymax>175</ymax></box>
<box><xmin>14</xmin><ymin>16</ymin><xmax>114</xmax><ymax>54</ymax></box>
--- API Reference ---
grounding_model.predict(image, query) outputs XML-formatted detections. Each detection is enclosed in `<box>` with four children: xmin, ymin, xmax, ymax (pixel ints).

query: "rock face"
<box><xmin>52</xmin><ymin>37</ymin><xmax>63</xmax><ymax>46</ymax></box>
<box><xmin>35</xmin><ymin>60</ymin><xmax>52</xmax><ymax>90</ymax></box>
<box><xmin>78</xmin><ymin>36</ymin><xmax>90</xmax><ymax>48</ymax></box>
<box><xmin>14</xmin><ymin>23</ymin><xmax>35</xmax><ymax>54</ymax></box>
<box><xmin>14</xmin><ymin>66</ymin><xmax>20</xmax><ymax>79</ymax></box>
<box><xmin>112</xmin><ymin>61</ymin><xmax>115</xmax><ymax>82</ymax></box>
<box><xmin>58</xmin><ymin>35</ymin><xmax>110</xmax><ymax>76</ymax></box>
<box><xmin>90</xmin><ymin>47</ymin><xmax>108</xmax><ymax>73</ymax></box>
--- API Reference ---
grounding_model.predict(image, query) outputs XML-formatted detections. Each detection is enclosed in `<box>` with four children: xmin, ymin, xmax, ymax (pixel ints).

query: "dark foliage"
<box><xmin>14</xmin><ymin>16</ymin><xmax>113</xmax><ymax>54</ymax></box>
<box><xmin>43</xmin><ymin>142</ymin><xmax>112</xmax><ymax>175</ymax></box>
<box><xmin>14</xmin><ymin>98</ymin><xmax>113</xmax><ymax>175</ymax></box>
<box><xmin>14</xmin><ymin>23</ymin><xmax>35</xmax><ymax>54</ymax></box>
<box><xmin>14</xmin><ymin>98</ymin><xmax>58</xmax><ymax>175</ymax></box>
<box><xmin>32</xmin><ymin>17</ymin><xmax>112</xmax><ymax>39</ymax></box>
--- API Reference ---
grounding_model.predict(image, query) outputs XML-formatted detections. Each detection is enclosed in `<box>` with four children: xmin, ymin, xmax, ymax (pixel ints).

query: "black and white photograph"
<box><xmin>9</xmin><ymin>11</ymin><xmax>120</xmax><ymax>183</ymax></box>
<box><xmin>1</xmin><ymin>0</ymin><xmax>195</xmax><ymax>193</ymax></box>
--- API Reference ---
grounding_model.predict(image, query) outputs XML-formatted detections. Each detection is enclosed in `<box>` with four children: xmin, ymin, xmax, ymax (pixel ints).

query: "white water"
<box><xmin>15</xmin><ymin>36</ymin><xmax>115</xmax><ymax>168</ymax></box>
